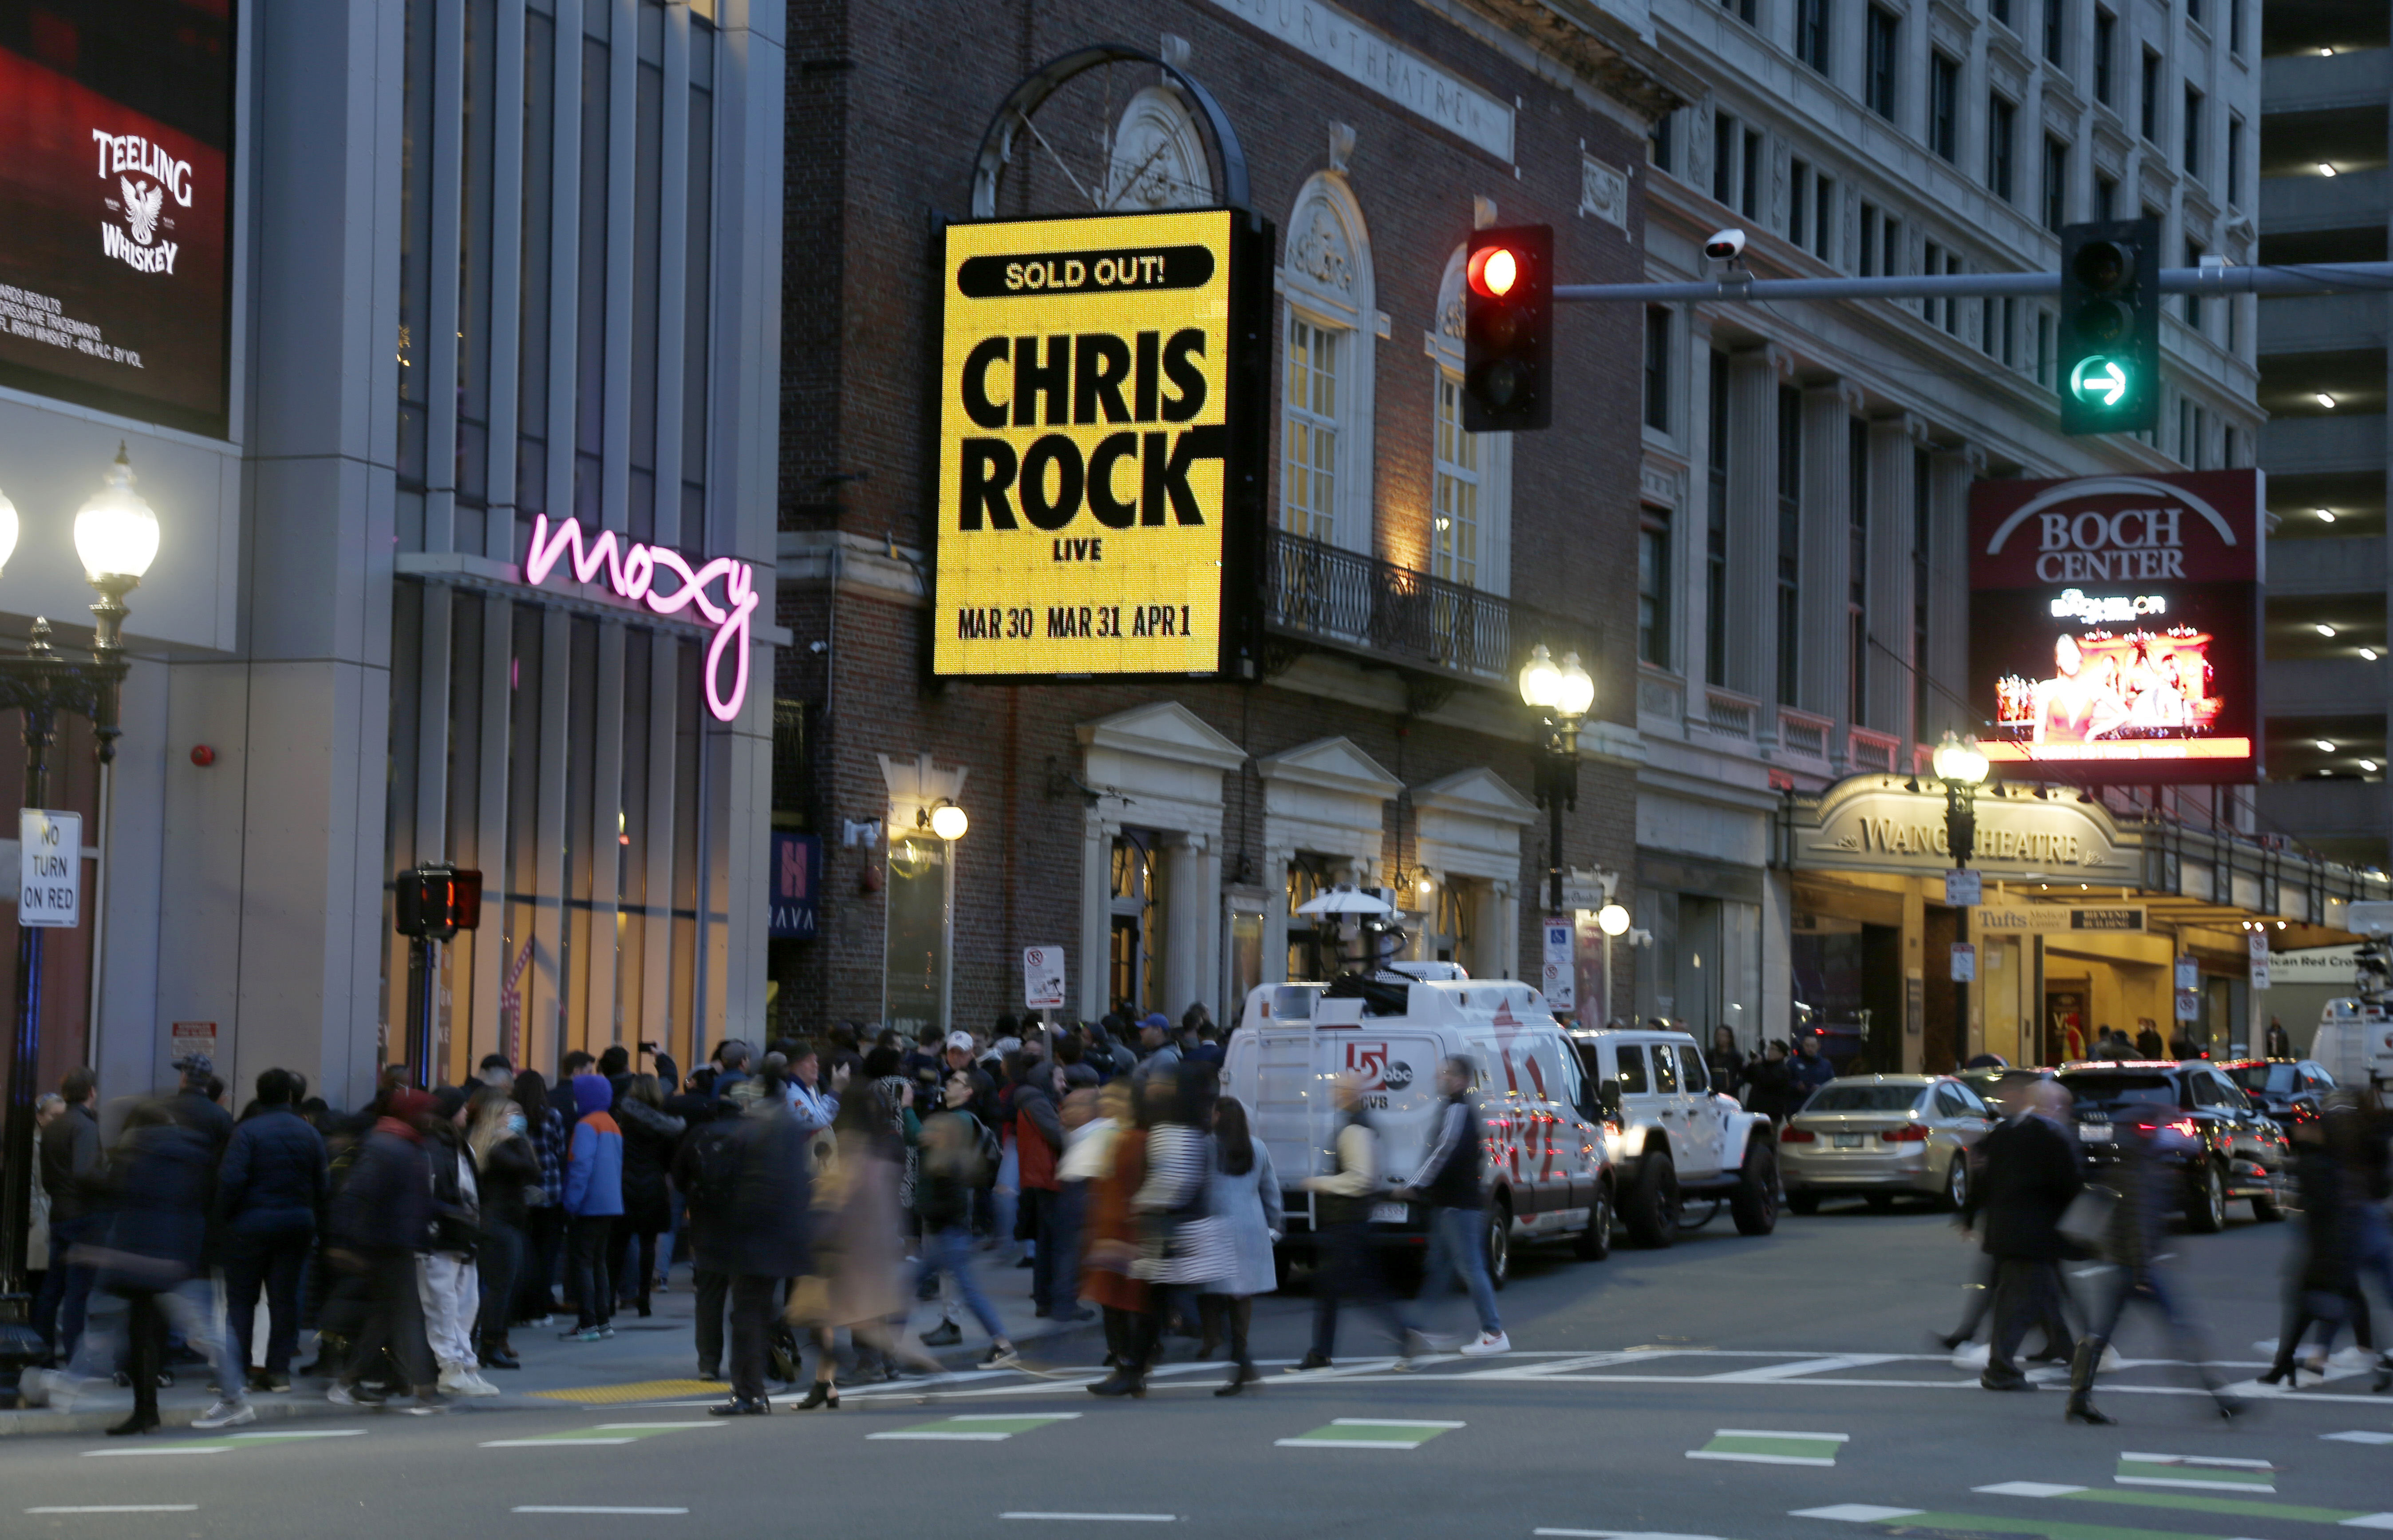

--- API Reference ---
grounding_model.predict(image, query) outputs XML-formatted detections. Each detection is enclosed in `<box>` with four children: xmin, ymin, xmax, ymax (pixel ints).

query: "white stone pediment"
<box><xmin>1255</xmin><ymin>736</ymin><xmax>1402</xmax><ymax>799</ymax></box>
<box><xmin>1258</xmin><ymin>736</ymin><xmax>1399</xmax><ymax>865</ymax></box>
<box><xmin>1078</xmin><ymin>700</ymin><xmax>1245</xmax><ymax>837</ymax></box>
<box><xmin>1412</xmin><ymin>766</ymin><xmax>1536</xmax><ymax>883</ymax></box>
<box><xmin>1413</xmin><ymin>766</ymin><xmax>1538</xmax><ymax>825</ymax></box>
<box><xmin>1076</xmin><ymin>700</ymin><xmax>1248</xmax><ymax>772</ymax></box>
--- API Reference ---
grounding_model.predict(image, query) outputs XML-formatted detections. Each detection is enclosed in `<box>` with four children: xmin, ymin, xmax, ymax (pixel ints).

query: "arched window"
<box><xmin>1426</xmin><ymin>245</ymin><xmax>1512</xmax><ymax>595</ymax></box>
<box><xmin>1102</xmin><ymin>87</ymin><xmax>1214</xmax><ymax>210</ymax></box>
<box><xmin>1280</xmin><ymin>174</ymin><xmax>1374</xmax><ymax>553</ymax></box>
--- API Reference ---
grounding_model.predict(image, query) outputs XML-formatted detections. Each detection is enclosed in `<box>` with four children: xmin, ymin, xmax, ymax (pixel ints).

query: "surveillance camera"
<box><xmin>1704</xmin><ymin>228</ymin><xmax>1748</xmax><ymax>261</ymax></box>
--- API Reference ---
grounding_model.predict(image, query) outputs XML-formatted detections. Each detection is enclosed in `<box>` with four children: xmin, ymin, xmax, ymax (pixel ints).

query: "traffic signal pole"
<box><xmin>1552</xmin><ymin>259</ymin><xmax>2393</xmax><ymax>305</ymax></box>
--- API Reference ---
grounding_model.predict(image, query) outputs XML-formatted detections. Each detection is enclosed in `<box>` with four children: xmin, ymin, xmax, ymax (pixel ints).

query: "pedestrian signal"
<box><xmin>395</xmin><ymin>863</ymin><xmax>483</xmax><ymax>940</ymax></box>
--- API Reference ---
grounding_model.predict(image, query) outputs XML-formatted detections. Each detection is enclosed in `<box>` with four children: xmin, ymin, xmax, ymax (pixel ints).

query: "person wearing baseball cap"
<box><xmin>169</xmin><ymin>1052</ymin><xmax>235</xmax><ymax>1157</ymax></box>
<box><xmin>1135</xmin><ymin>1014</ymin><xmax>1182</xmax><ymax>1081</ymax></box>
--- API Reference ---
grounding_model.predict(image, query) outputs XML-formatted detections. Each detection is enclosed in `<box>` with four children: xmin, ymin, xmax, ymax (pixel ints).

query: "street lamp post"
<box><xmin>1931</xmin><ymin>731</ymin><xmax>1990</xmax><ymax>1069</ymax></box>
<box><xmin>0</xmin><ymin>444</ymin><xmax>157</xmax><ymax>1301</ymax></box>
<box><xmin>1518</xmin><ymin>642</ymin><xmax>1595</xmax><ymax>969</ymax></box>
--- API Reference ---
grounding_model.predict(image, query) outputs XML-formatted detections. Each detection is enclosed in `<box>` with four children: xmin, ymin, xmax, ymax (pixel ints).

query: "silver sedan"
<box><xmin>1778</xmin><ymin>1075</ymin><xmax>1997</xmax><ymax>1213</ymax></box>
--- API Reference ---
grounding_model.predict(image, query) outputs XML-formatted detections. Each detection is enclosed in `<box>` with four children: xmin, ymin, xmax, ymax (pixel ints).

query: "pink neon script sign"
<box><xmin>525</xmin><ymin>515</ymin><xmax>759</xmax><ymax>722</ymax></box>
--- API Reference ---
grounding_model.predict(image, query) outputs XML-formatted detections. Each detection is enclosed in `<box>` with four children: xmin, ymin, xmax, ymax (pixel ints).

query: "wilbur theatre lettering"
<box><xmin>935</xmin><ymin>209</ymin><xmax>1266</xmax><ymax>678</ymax></box>
<box><xmin>525</xmin><ymin>515</ymin><xmax>758</xmax><ymax>722</ymax></box>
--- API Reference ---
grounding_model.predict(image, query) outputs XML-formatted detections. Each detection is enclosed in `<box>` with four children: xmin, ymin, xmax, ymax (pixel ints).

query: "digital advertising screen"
<box><xmin>932</xmin><ymin>208</ymin><xmax>1264</xmax><ymax>678</ymax></box>
<box><xmin>0</xmin><ymin>2</ymin><xmax>237</xmax><ymax>435</ymax></box>
<box><xmin>1969</xmin><ymin>470</ymin><xmax>2263</xmax><ymax>785</ymax></box>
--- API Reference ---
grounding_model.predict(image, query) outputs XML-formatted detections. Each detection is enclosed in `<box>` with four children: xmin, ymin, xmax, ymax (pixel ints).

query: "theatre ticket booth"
<box><xmin>1778</xmin><ymin>776</ymin><xmax>2385</xmax><ymax>1071</ymax></box>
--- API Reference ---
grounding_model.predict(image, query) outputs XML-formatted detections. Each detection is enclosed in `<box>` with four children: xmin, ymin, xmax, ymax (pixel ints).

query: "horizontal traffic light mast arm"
<box><xmin>1556</xmin><ymin>261</ymin><xmax>2393</xmax><ymax>304</ymax></box>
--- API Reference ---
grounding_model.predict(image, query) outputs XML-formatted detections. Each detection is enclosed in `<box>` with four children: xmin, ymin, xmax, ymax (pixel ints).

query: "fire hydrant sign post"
<box><xmin>1023</xmin><ymin>946</ymin><xmax>1066</xmax><ymax>1011</ymax></box>
<box><xmin>19</xmin><ymin>809</ymin><xmax>81</xmax><ymax>928</ymax></box>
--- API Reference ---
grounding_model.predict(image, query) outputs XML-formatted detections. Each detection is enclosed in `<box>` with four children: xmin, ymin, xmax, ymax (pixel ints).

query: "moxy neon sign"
<box><xmin>525</xmin><ymin>515</ymin><xmax>758</xmax><ymax>721</ymax></box>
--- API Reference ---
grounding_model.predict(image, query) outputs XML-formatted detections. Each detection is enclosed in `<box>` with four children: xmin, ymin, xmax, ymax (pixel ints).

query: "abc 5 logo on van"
<box><xmin>933</xmin><ymin>208</ymin><xmax>1263</xmax><ymax>678</ymax></box>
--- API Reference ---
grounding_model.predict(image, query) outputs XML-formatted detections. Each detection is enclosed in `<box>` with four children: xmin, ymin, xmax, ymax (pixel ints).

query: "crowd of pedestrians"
<box><xmin>24</xmin><ymin>1004</ymin><xmax>1502</xmax><ymax>1425</ymax></box>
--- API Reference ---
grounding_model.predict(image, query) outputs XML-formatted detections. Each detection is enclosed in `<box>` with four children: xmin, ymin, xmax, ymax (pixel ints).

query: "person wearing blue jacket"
<box><xmin>217</xmin><ymin>1068</ymin><xmax>329</xmax><ymax>1393</ymax></box>
<box><xmin>562</xmin><ymin>1071</ymin><xmax>625</xmax><ymax>1341</ymax></box>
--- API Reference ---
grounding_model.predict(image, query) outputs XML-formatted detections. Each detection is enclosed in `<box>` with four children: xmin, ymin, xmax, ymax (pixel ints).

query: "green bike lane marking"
<box><xmin>481</xmin><ymin>1421</ymin><xmax>724</xmax><ymax>1448</ymax></box>
<box><xmin>869</xmin><ymin>1413</ymin><xmax>1082</xmax><ymax>1442</ymax></box>
<box><xmin>1976</xmin><ymin>1481</ymin><xmax>2393</xmax><ymax>1530</ymax></box>
<box><xmin>1687</xmin><ymin>1429</ymin><xmax>1850</xmax><ymax>1467</ymax></box>
<box><xmin>1274</xmin><ymin>1418</ymin><xmax>1465</xmax><ymax>1450</ymax></box>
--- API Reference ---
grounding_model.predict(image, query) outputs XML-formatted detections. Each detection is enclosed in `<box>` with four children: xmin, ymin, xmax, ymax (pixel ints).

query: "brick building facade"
<box><xmin>772</xmin><ymin>0</ymin><xmax>1689</xmax><ymax>1035</ymax></box>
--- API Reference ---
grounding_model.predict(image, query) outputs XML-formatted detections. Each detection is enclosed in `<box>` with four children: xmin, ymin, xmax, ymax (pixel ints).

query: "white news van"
<box><xmin>1221</xmin><ymin>969</ymin><xmax>1614</xmax><ymax>1286</ymax></box>
<box><xmin>2311</xmin><ymin>999</ymin><xmax>2393</xmax><ymax>1091</ymax></box>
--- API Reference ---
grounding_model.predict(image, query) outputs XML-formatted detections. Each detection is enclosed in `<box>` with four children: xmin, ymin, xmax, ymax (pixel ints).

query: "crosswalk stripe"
<box><xmin>1700</xmin><ymin>1357</ymin><xmax>1901</xmax><ymax>1382</ymax></box>
<box><xmin>26</xmin><ymin>1506</ymin><xmax>201</xmax><ymax>1514</ymax></box>
<box><xmin>2324</xmin><ymin>1431</ymin><xmax>2393</xmax><ymax>1445</ymax></box>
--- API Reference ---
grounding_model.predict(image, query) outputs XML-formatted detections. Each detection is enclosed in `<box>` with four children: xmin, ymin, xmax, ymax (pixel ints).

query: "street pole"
<box><xmin>1933</xmin><ymin>732</ymin><xmax>1987</xmax><ymax>1075</ymax></box>
<box><xmin>0</xmin><ymin>621</ymin><xmax>129</xmax><ymax>1303</ymax></box>
<box><xmin>1553</xmin><ymin>259</ymin><xmax>2393</xmax><ymax>305</ymax></box>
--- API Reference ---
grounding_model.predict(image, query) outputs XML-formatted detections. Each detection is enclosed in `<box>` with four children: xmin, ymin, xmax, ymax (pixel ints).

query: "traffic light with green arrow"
<box><xmin>2057</xmin><ymin>217</ymin><xmax>2159</xmax><ymax>435</ymax></box>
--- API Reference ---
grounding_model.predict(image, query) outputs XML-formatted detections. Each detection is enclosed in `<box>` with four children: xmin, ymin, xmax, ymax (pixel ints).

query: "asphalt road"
<box><xmin>10</xmin><ymin>1193</ymin><xmax>2390</xmax><ymax>1540</ymax></box>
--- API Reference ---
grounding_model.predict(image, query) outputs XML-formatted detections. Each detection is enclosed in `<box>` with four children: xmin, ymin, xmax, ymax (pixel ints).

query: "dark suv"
<box><xmin>2219</xmin><ymin>1058</ymin><xmax>2336</xmax><ymax>1132</ymax></box>
<box><xmin>2055</xmin><ymin>1061</ymin><xmax>2292</xmax><ymax>1232</ymax></box>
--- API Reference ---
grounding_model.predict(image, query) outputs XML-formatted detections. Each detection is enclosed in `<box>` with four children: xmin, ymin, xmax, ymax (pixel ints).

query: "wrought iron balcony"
<box><xmin>1261</xmin><ymin>527</ymin><xmax>1513</xmax><ymax>682</ymax></box>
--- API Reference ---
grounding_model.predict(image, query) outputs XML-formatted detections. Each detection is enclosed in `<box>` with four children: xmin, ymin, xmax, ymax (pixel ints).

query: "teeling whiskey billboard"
<box><xmin>1970</xmin><ymin>470</ymin><xmax>2263</xmax><ymax>785</ymax></box>
<box><xmin>0</xmin><ymin>1</ymin><xmax>238</xmax><ymax>435</ymax></box>
<box><xmin>933</xmin><ymin>209</ymin><xmax>1270</xmax><ymax>678</ymax></box>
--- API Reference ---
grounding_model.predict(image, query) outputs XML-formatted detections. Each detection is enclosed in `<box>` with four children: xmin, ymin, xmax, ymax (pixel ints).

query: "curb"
<box><xmin>0</xmin><ymin>1313</ymin><xmax>1113</xmax><ymax>1437</ymax></box>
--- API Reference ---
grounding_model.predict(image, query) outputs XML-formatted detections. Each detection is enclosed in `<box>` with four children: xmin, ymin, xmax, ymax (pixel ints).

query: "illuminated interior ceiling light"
<box><xmin>2319</xmin><ymin>162</ymin><xmax>2339</xmax><ymax>177</ymax></box>
<box><xmin>2318</xmin><ymin>623</ymin><xmax>2338</xmax><ymax>637</ymax></box>
<box><xmin>2365</xmin><ymin>647</ymin><xmax>2382</xmax><ymax>661</ymax></box>
<box><xmin>2316</xmin><ymin>393</ymin><xmax>2339</xmax><ymax>409</ymax></box>
<box><xmin>2364</xmin><ymin>759</ymin><xmax>2382</xmax><ymax>774</ymax></box>
<box><xmin>2321</xmin><ymin>47</ymin><xmax>2335</xmax><ymax>55</ymax></box>
<box><xmin>2317</xmin><ymin>739</ymin><xmax>2337</xmax><ymax>753</ymax></box>
<box><xmin>2316</xmin><ymin>508</ymin><xmax>2338</xmax><ymax>522</ymax></box>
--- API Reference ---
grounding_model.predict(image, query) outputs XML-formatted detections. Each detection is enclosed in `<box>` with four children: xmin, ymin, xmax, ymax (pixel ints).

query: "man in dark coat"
<box><xmin>705</xmin><ymin>1082</ymin><xmax>812</xmax><ymax>1415</ymax></box>
<box><xmin>1960</xmin><ymin>1080</ymin><xmax>2083</xmax><ymax>1391</ymax></box>
<box><xmin>96</xmin><ymin>1101</ymin><xmax>248</xmax><ymax>1435</ymax></box>
<box><xmin>326</xmin><ymin>1088</ymin><xmax>438</xmax><ymax>1410</ymax></box>
<box><xmin>216</xmin><ymin>1067</ymin><xmax>330</xmax><ymax>1392</ymax></box>
<box><xmin>34</xmin><ymin>1066</ymin><xmax>104</xmax><ymax>1358</ymax></box>
<box><xmin>166</xmin><ymin>1053</ymin><xmax>237</xmax><ymax>1156</ymax></box>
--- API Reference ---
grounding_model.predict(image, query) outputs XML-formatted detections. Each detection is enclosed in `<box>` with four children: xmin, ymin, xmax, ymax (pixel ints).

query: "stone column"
<box><xmin>1797</xmin><ymin>379</ymin><xmax>1860</xmax><ymax>727</ymax></box>
<box><xmin>1682</xmin><ymin>321</ymin><xmax>1718</xmax><ymax>694</ymax></box>
<box><xmin>1724</xmin><ymin>346</ymin><xmax>1788</xmax><ymax>712</ymax></box>
<box><xmin>1864</xmin><ymin>414</ymin><xmax>1928</xmax><ymax>740</ymax></box>
<box><xmin>1921</xmin><ymin>443</ymin><xmax>1985</xmax><ymax>744</ymax></box>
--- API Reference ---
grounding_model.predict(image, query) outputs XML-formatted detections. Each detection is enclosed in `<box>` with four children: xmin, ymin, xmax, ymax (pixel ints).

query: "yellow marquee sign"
<box><xmin>933</xmin><ymin>209</ymin><xmax>1264</xmax><ymax>677</ymax></box>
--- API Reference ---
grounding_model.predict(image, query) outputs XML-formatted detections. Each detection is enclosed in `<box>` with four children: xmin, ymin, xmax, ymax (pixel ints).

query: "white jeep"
<box><xmin>1564</xmin><ymin>1026</ymin><xmax>1780</xmax><ymax>1247</ymax></box>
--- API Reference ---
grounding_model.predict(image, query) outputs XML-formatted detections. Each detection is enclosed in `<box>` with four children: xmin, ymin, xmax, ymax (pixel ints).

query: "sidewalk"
<box><xmin>4</xmin><ymin>1247</ymin><xmax>1104</xmax><ymax>1438</ymax></box>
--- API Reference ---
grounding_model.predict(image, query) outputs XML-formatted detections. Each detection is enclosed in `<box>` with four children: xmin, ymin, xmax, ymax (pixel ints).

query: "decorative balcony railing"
<box><xmin>1262</xmin><ymin>528</ymin><xmax>1513</xmax><ymax>681</ymax></box>
<box><xmin>1777</xmin><ymin>707</ymin><xmax>1832</xmax><ymax>763</ymax></box>
<box><xmin>1847</xmin><ymin>727</ymin><xmax>1901</xmax><ymax>774</ymax></box>
<box><xmin>1701</xmin><ymin>685</ymin><xmax>1760</xmax><ymax>741</ymax></box>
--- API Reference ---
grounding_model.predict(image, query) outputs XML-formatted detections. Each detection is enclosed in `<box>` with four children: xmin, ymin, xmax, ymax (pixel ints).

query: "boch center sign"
<box><xmin>1970</xmin><ymin>470</ymin><xmax>2261</xmax><ymax>784</ymax></box>
<box><xmin>933</xmin><ymin>208</ymin><xmax>1269</xmax><ymax>678</ymax></box>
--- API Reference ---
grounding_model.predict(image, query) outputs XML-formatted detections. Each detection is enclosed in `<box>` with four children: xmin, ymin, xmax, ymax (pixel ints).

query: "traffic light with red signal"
<box><xmin>395</xmin><ymin>863</ymin><xmax>483</xmax><ymax>941</ymax></box>
<box><xmin>1463</xmin><ymin>224</ymin><xmax>1554</xmax><ymax>432</ymax></box>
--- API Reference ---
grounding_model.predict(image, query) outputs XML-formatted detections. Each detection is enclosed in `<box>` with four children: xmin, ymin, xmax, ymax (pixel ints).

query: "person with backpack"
<box><xmin>909</xmin><ymin>1074</ymin><xmax>1021</xmax><ymax>1374</ymax></box>
<box><xmin>560</xmin><ymin>1072</ymin><xmax>625</xmax><ymax>1342</ymax></box>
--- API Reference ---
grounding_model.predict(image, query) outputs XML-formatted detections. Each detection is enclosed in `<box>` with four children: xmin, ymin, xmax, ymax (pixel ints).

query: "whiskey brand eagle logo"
<box><xmin>93</xmin><ymin>129</ymin><xmax>192</xmax><ymax>275</ymax></box>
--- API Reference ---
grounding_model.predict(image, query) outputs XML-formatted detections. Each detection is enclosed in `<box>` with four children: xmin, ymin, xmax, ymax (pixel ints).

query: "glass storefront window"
<box><xmin>884</xmin><ymin>834</ymin><xmax>949</xmax><ymax>1035</ymax></box>
<box><xmin>1110</xmin><ymin>831</ymin><xmax>1165</xmax><ymax>1016</ymax></box>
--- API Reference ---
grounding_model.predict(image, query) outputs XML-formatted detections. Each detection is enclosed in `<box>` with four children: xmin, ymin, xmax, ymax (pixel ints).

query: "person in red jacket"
<box><xmin>1014</xmin><ymin>1058</ymin><xmax>1079</xmax><ymax>1319</ymax></box>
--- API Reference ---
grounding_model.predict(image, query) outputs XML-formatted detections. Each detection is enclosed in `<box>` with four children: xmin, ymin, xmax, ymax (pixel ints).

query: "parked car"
<box><xmin>2054</xmin><ymin>1060</ymin><xmax>2292</xmax><ymax>1232</ymax></box>
<box><xmin>2218</xmin><ymin>1058</ymin><xmax>2335</xmax><ymax>1131</ymax></box>
<box><xmin>1956</xmin><ymin>1065</ymin><xmax>2055</xmax><ymax>1117</ymax></box>
<box><xmin>1566</xmin><ymin>1026</ymin><xmax>1781</xmax><ymax>1247</ymax></box>
<box><xmin>1778</xmin><ymin>1075</ymin><xmax>1997</xmax><ymax>1213</ymax></box>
